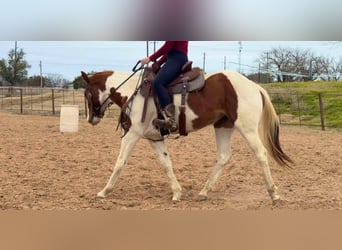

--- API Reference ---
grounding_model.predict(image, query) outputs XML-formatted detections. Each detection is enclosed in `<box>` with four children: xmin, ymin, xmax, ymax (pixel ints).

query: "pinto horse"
<box><xmin>82</xmin><ymin>68</ymin><xmax>292</xmax><ymax>204</ymax></box>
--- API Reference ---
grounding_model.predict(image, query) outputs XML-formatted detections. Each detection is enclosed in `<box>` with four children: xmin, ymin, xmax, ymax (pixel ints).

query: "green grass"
<box><xmin>260</xmin><ymin>81</ymin><xmax>342</xmax><ymax>128</ymax></box>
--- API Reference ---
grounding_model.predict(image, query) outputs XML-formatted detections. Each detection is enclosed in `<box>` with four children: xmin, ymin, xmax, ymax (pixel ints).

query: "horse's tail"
<box><xmin>259</xmin><ymin>88</ymin><xmax>293</xmax><ymax>167</ymax></box>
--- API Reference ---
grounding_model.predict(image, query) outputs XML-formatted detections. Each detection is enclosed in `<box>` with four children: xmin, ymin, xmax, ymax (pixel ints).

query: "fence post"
<box><xmin>296</xmin><ymin>92</ymin><xmax>302</xmax><ymax>126</ymax></box>
<box><xmin>52</xmin><ymin>88</ymin><xmax>55</xmax><ymax>115</ymax></box>
<box><xmin>20</xmin><ymin>88</ymin><xmax>23</xmax><ymax>114</ymax></box>
<box><xmin>275</xmin><ymin>93</ymin><xmax>282</xmax><ymax>124</ymax></box>
<box><xmin>318</xmin><ymin>93</ymin><xmax>325</xmax><ymax>131</ymax></box>
<box><xmin>84</xmin><ymin>96</ymin><xmax>88</xmax><ymax>118</ymax></box>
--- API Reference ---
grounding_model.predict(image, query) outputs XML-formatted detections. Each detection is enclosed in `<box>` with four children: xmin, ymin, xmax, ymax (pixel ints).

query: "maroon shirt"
<box><xmin>149</xmin><ymin>41</ymin><xmax>188</xmax><ymax>65</ymax></box>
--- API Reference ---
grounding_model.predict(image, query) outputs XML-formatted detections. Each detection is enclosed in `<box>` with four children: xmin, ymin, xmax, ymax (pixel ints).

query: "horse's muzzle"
<box><xmin>88</xmin><ymin>115</ymin><xmax>102</xmax><ymax>125</ymax></box>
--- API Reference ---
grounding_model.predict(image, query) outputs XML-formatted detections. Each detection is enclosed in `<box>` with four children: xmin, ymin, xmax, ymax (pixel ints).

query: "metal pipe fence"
<box><xmin>0</xmin><ymin>87</ymin><xmax>119</xmax><ymax>118</ymax></box>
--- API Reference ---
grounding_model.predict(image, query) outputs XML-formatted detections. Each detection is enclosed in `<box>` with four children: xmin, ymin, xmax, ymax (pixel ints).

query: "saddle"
<box><xmin>139</xmin><ymin>61</ymin><xmax>205</xmax><ymax>136</ymax></box>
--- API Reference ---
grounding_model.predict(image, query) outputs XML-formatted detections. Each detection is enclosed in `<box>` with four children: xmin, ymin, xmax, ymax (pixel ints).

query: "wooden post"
<box><xmin>20</xmin><ymin>88</ymin><xmax>23</xmax><ymax>114</ymax></box>
<box><xmin>52</xmin><ymin>88</ymin><xmax>55</xmax><ymax>115</ymax></box>
<box><xmin>318</xmin><ymin>93</ymin><xmax>325</xmax><ymax>131</ymax></box>
<box><xmin>296</xmin><ymin>92</ymin><xmax>302</xmax><ymax>126</ymax></box>
<box><xmin>276</xmin><ymin>93</ymin><xmax>282</xmax><ymax>124</ymax></box>
<box><xmin>84</xmin><ymin>96</ymin><xmax>88</xmax><ymax>118</ymax></box>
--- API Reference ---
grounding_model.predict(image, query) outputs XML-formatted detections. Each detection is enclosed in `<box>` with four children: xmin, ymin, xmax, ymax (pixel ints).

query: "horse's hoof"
<box><xmin>271</xmin><ymin>194</ymin><xmax>281</xmax><ymax>203</ymax></box>
<box><xmin>272</xmin><ymin>196</ymin><xmax>285</xmax><ymax>206</ymax></box>
<box><xmin>197</xmin><ymin>194</ymin><xmax>208</xmax><ymax>201</ymax></box>
<box><xmin>172</xmin><ymin>193</ymin><xmax>181</xmax><ymax>203</ymax></box>
<box><xmin>97</xmin><ymin>191</ymin><xmax>106</xmax><ymax>198</ymax></box>
<box><xmin>172</xmin><ymin>198</ymin><xmax>181</xmax><ymax>204</ymax></box>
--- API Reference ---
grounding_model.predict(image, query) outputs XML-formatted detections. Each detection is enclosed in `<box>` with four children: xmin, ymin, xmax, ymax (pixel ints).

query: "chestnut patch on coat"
<box><xmin>84</xmin><ymin>71</ymin><xmax>114</xmax><ymax>90</ymax></box>
<box><xmin>84</xmin><ymin>71</ymin><xmax>114</xmax><ymax>103</ymax></box>
<box><xmin>187</xmin><ymin>73</ymin><xmax>238</xmax><ymax>130</ymax></box>
<box><xmin>82</xmin><ymin>71</ymin><xmax>114</xmax><ymax>119</ymax></box>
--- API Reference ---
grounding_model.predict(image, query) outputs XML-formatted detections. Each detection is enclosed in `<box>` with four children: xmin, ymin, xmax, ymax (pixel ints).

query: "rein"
<box><xmin>116</xmin><ymin>61</ymin><xmax>144</xmax><ymax>91</ymax></box>
<box><xmin>99</xmin><ymin>61</ymin><xmax>144</xmax><ymax>114</ymax></box>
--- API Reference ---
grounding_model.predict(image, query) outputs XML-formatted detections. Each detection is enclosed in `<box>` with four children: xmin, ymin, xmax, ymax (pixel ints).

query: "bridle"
<box><xmin>89</xmin><ymin>61</ymin><xmax>144</xmax><ymax>118</ymax></box>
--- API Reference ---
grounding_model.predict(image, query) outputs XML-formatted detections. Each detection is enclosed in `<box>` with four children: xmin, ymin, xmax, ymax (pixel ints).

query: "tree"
<box><xmin>39</xmin><ymin>74</ymin><xmax>70</xmax><ymax>88</ymax></box>
<box><xmin>328</xmin><ymin>58</ymin><xmax>342</xmax><ymax>81</ymax></box>
<box><xmin>257</xmin><ymin>48</ymin><xmax>291</xmax><ymax>82</ymax></box>
<box><xmin>24</xmin><ymin>75</ymin><xmax>48</xmax><ymax>87</ymax></box>
<box><xmin>0</xmin><ymin>47</ymin><xmax>31</xmax><ymax>85</ymax></box>
<box><xmin>246</xmin><ymin>72</ymin><xmax>270</xmax><ymax>83</ymax></box>
<box><xmin>72</xmin><ymin>74</ymin><xmax>87</xmax><ymax>89</ymax></box>
<box><xmin>257</xmin><ymin>47</ymin><xmax>336</xmax><ymax>82</ymax></box>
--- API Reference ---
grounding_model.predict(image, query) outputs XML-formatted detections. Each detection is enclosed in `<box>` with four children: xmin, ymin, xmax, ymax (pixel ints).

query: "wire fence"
<box><xmin>267</xmin><ymin>90</ymin><xmax>342</xmax><ymax>130</ymax></box>
<box><xmin>1</xmin><ymin>87</ymin><xmax>342</xmax><ymax>130</ymax></box>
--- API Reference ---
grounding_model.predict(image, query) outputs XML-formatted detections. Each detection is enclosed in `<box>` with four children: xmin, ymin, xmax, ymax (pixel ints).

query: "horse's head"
<box><xmin>82</xmin><ymin>70</ymin><xmax>114</xmax><ymax>125</ymax></box>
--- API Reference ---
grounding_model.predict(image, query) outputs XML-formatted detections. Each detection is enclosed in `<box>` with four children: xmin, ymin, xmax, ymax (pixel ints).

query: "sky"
<box><xmin>0</xmin><ymin>41</ymin><xmax>341</xmax><ymax>81</ymax></box>
<box><xmin>1</xmin><ymin>0</ymin><xmax>342</xmax><ymax>40</ymax></box>
<box><xmin>1</xmin><ymin>1</ymin><xmax>342</xmax><ymax>81</ymax></box>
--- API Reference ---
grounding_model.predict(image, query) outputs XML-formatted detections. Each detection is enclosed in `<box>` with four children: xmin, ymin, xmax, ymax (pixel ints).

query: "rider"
<box><xmin>140</xmin><ymin>41</ymin><xmax>189</xmax><ymax>131</ymax></box>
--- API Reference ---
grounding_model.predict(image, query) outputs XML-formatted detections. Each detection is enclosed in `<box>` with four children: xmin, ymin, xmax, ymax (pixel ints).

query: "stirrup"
<box><xmin>152</xmin><ymin>118</ymin><xmax>177</xmax><ymax>132</ymax></box>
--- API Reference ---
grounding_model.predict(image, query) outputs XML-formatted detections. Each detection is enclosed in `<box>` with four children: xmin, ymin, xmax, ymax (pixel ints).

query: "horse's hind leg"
<box><xmin>199</xmin><ymin>127</ymin><xmax>234</xmax><ymax>200</ymax></box>
<box><xmin>97</xmin><ymin>132</ymin><xmax>140</xmax><ymax>198</ymax></box>
<box><xmin>237</xmin><ymin>126</ymin><xmax>280</xmax><ymax>203</ymax></box>
<box><xmin>149</xmin><ymin>140</ymin><xmax>182</xmax><ymax>202</ymax></box>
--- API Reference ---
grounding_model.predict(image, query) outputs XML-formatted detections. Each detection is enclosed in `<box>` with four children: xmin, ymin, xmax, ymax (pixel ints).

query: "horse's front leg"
<box><xmin>97</xmin><ymin>131</ymin><xmax>141</xmax><ymax>198</ymax></box>
<box><xmin>148</xmin><ymin>140</ymin><xmax>182</xmax><ymax>202</ymax></box>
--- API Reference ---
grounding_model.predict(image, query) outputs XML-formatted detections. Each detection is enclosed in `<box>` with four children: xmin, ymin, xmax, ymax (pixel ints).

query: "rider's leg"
<box><xmin>153</xmin><ymin>50</ymin><xmax>187</xmax><ymax>131</ymax></box>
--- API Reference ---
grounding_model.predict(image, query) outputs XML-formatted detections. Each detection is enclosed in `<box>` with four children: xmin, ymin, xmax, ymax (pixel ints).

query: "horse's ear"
<box><xmin>81</xmin><ymin>71</ymin><xmax>90</xmax><ymax>83</ymax></box>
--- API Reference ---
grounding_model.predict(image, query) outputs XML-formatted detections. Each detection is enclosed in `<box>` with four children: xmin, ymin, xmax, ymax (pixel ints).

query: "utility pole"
<box><xmin>266</xmin><ymin>51</ymin><xmax>269</xmax><ymax>83</ymax></box>
<box><xmin>13</xmin><ymin>40</ymin><xmax>18</xmax><ymax>83</ymax></box>
<box><xmin>39</xmin><ymin>60</ymin><xmax>43</xmax><ymax>88</ymax></box>
<box><xmin>146</xmin><ymin>41</ymin><xmax>149</xmax><ymax>57</ymax></box>
<box><xmin>309</xmin><ymin>59</ymin><xmax>313</xmax><ymax>81</ymax></box>
<box><xmin>224</xmin><ymin>56</ymin><xmax>227</xmax><ymax>70</ymax></box>
<box><xmin>203</xmin><ymin>52</ymin><xmax>206</xmax><ymax>73</ymax></box>
<box><xmin>14</xmin><ymin>40</ymin><xmax>18</xmax><ymax>59</ymax></box>
<box><xmin>238</xmin><ymin>41</ymin><xmax>242</xmax><ymax>73</ymax></box>
<box><xmin>153</xmin><ymin>41</ymin><xmax>156</xmax><ymax>53</ymax></box>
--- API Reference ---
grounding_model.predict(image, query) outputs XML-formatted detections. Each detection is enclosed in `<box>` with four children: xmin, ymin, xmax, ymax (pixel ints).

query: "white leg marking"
<box><xmin>199</xmin><ymin>128</ymin><xmax>234</xmax><ymax>199</ymax></box>
<box><xmin>149</xmin><ymin>140</ymin><xmax>182</xmax><ymax>201</ymax></box>
<box><xmin>97</xmin><ymin>132</ymin><xmax>141</xmax><ymax>198</ymax></box>
<box><xmin>238</xmin><ymin>127</ymin><xmax>280</xmax><ymax>202</ymax></box>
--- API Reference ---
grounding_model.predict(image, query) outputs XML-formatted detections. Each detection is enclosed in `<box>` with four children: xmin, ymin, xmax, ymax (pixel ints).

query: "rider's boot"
<box><xmin>153</xmin><ymin>103</ymin><xmax>177</xmax><ymax>132</ymax></box>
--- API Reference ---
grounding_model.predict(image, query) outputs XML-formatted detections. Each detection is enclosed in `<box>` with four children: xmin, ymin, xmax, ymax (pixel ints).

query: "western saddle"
<box><xmin>139</xmin><ymin>61</ymin><xmax>205</xmax><ymax>136</ymax></box>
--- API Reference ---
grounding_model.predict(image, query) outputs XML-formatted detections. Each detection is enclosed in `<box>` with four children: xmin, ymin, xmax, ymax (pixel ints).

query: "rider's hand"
<box><xmin>140</xmin><ymin>57</ymin><xmax>151</xmax><ymax>65</ymax></box>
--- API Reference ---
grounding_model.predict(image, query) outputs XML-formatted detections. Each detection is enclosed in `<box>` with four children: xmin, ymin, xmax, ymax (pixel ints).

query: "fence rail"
<box><xmin>0</xmin><ymin>87</ymin><xmax>119</xmax><ymax>118</ymax></box>
<box><xmin>1</xmin><ymin>87</ymin><xmax>342</xmax><ymax>130</ymax></box>
<box><xmin>0</xmin><ymin>87</ymin><xmax>86</xmax><ymax>116</ymax></box>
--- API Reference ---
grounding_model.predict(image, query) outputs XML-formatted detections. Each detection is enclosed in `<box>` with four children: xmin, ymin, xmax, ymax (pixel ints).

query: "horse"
<box><xmin>81</xmin><ymin>67</ymin><xmax>292</xmax><ymax>204</ymax></box>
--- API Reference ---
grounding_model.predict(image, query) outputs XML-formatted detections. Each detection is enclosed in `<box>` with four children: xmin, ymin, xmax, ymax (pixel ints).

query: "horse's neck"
<box><xmin>106</xmin><ymin>74</ymin><xmax>140</xmax><ymax>107</ymax></box>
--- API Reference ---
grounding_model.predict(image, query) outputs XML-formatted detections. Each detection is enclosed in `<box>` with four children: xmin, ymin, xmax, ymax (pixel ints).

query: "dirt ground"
<box><xmin>1</xmin><ymin>112</ymin><xmax>342</xmax><ymax>210</ymax></box>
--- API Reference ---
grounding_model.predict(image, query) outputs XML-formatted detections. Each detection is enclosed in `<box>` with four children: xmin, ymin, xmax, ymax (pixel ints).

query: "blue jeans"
<box><xmin>153</xmin><ymin>50</ymin><xmax>188</xmax><ymax>108</ymax></box>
